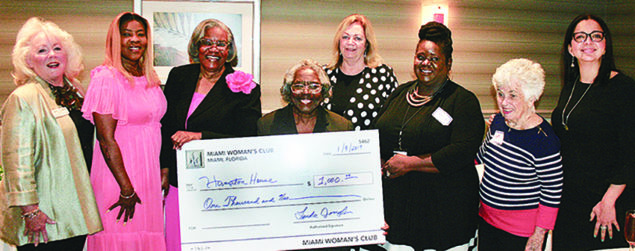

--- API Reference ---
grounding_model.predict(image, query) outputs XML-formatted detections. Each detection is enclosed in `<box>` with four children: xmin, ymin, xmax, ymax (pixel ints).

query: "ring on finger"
<box><xmin>600</xmin><ymin>225</ymin><xmax>608</xmax><ymax>230</ymax></box>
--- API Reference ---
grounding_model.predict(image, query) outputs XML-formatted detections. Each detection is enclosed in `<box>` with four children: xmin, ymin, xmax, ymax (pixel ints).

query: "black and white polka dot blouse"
<box><xmin>323</xmin><ymin>64</ymin><xmax>399</xmax><ymax>130</ymax></box>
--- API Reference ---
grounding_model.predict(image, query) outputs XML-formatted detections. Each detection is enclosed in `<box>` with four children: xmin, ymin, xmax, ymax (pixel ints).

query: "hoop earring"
<box><xmin>571</xmin><ymin>57</ymin><xmax>575</xmax><ymax>68</ymax></box>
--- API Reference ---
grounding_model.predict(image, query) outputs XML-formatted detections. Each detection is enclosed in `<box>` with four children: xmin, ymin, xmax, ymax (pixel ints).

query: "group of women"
<box><xmin>0</xmin><ymin>9</ymin><xmax>632</xmax><ymax>251</ymax></box>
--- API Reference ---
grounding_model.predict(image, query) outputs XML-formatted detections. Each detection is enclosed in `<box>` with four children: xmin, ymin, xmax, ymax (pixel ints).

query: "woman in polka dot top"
<box><xmin>323</xmin><ymin>14</ymin><xmax>399</xmax><ymax>130</ymax></box>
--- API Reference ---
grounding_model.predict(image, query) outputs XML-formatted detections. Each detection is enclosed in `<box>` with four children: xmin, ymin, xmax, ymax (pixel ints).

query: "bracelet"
<box><xmin>120</xmin><ymin>191</ymin><xmax>136</xmax><ymax>199</ymax></box>
<box><xmin>21</xmin><ymin>208</ymin><xmax>41</xmax><ymax>219</ymax></box>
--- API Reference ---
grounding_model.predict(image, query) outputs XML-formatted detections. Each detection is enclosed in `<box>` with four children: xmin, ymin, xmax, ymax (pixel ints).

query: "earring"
<box><xmin>571</xmin><ymin>57</ymin><xmax>575</xmax><ymax>68</ymax></box>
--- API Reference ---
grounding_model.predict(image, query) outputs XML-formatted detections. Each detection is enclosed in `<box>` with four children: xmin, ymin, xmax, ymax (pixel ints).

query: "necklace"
<box><xmin>561</xmin><ymin>77</ymin><xmax>592</xmax><ymax>131</ymax></box>
<box><xmin>47</xmin><ymin>78</ymin><xmax>84</xmax><ymax>111</ymax></box>
<box><xmin>406</xmin><ymin>79</ymin><xmax>447</xmax><ymax>107</ymax></box>
<box><xmin>406</xmin><ymin>86</ymin><xmax>433</xmax><ymax>107</ymax></box>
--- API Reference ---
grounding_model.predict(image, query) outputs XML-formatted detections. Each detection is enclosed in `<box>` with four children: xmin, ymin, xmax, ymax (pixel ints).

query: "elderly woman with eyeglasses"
<box><xmin>159</xmin><ymin>18</ymin><xmax>261</xmax><ymax>251</ymax></box>
<box><xmin>258</xmin><ymin>59</ymin><xmax>352</xmax><ymax>135</ymax></box>
<box><xmin>551</xmin><ymin>14</ymin><xmax>635</xmax><ymax>250</ymax></box>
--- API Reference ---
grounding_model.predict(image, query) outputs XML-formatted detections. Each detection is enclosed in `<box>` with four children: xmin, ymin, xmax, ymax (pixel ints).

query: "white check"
<box><xmin>177</xmin><ymin>130</ymin><xmax>385</xmax><ymax>250</ymax></box>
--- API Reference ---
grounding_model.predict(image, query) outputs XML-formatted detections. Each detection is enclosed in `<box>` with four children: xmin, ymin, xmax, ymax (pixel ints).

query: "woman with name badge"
<box><xmin>0</xmin><ymin>17</ymin><xmax>102</xmax><ymax>251</ymax></box>
<box><xmin>374</xmin><ymin>22</ymin><xmax>485</xmax><ymax>250</ymax></box>
<box><xmin>477</xmin><ymin>58</ymin><xmax>563</xmax><ymax>251</ymax></box>
<box><xmin>373</xmin><ymin>21</ymin><xmax>484</xmax><ymax>251</ymax></box>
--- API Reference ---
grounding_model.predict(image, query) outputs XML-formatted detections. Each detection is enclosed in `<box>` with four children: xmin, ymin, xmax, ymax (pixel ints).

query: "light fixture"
<box><xmin>421</xmin><ymin>2</ymin><xmax>448</xmax><ymax>25</ymax></box>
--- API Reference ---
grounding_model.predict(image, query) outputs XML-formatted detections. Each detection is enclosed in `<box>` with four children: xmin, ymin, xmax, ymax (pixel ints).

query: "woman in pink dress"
<box><xmin>81</xmin><ymin>12</ymin><xmax>167</xmax><ymax>251</ymax></box>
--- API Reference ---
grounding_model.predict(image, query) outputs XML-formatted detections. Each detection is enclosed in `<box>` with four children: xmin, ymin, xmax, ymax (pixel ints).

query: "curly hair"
<box><xmin>280</xmin><ymin>59</ymin><xmax>331</xmax><ymax>104</ymax></box>
<box><xmin>12</xmin><ymin>17</ymin><xmax>83</xmax><ymax>86</ymax></box>
<box><xmin>492</xmin><ymin>58</ymin><xmax>545</xmax><ymax>102</ymax></box>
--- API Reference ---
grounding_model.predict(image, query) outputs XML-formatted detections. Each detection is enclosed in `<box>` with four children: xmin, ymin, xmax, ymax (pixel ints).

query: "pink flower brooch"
<box><xmin>226</xmin><ymin>71</ymin><xmax>257</xmax><ymax>94</ymax></box>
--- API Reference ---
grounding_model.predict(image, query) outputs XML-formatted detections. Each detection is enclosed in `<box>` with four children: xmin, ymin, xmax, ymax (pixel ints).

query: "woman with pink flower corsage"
<box><xmin>159</xmin><ymin>18</ymin><xmax>261</xmax><ymax>251</ymax></box>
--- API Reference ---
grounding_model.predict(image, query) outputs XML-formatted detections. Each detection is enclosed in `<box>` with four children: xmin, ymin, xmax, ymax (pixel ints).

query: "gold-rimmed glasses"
<box><xmin>199</xmin><ymin>39</ymin><xmax>229</xmax><ymax>50</ymax></box>
<box><xmin>290</xmin><ymin>81</ymin><xmax>322</xmax><ymax>94</ymax></box>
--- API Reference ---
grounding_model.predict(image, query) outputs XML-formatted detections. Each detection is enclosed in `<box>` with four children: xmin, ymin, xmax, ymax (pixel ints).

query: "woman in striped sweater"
<box><xmin>477</xmin><ymin>58</ymin><xmax>564</xmax><ymax>251</ymax></box>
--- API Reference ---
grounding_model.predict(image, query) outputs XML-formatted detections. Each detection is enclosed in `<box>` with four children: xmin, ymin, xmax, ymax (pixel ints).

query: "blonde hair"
<box><xmin>12</xmin><ymin>17</ymin><xmax>83</xmax><ymax>87</ymax></box>
<box><xmin>187</xmin><ymin>19</ymin><xmax>238</xmax><ymax>67</ymax></box>
<box><xmin>329</xmin><ymin>14</ymin><xmax>384</xmax><ymax>70</ymax></box>
<box><xmin>103</xmin><ymin>12</ymin><xmax>160</xmax><ymax>87</ymax></box>
<box><xmin>281</xmin><ymin>59</ymin><xmax>331</xmax><ymax>104</ymax></box>
<box><xmin>492</xmin><ymin>58</ymin><xmax>545</xmax><ymax>102</ymax></box>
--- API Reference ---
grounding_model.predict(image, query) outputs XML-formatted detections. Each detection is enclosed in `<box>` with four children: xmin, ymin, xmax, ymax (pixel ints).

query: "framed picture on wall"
<box><xmin>134</xmin><ymin>0</ymin><xmax>261</xmax><ymax>84</ymax></box>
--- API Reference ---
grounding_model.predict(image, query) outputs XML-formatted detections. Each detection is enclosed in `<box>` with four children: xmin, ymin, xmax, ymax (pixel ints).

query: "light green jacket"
<box><xmin>0</xmin><ymin>77</ymin><xmax>102</xmax><ymax>246</ymax></box>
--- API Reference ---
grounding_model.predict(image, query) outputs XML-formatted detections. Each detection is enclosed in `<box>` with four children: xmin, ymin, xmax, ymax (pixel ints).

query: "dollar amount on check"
<box><xmin>177</xmin><ymin>130</ymin><xmax>385</xmax><ymax>250</ymax></box>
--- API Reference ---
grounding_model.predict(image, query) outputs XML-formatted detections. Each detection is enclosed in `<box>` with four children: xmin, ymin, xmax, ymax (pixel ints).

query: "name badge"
<box><xmin>491</xmin><ymin>130</ymin><xmax>504</xmax><ymax>145</ymax></box>
<box><xmin>51</xmin><ymin>107</ymin><xmax>69</xmax><ymax>118</ymax></box>
<box><xmin>432</xmin><ymin>107</ymin><xmax>453</xmax><ymax>126</ymax></box>
<box><xmin>393</xmin><ymin>150</ymin><xmax>407</xmax><ymax>156</ymax></box>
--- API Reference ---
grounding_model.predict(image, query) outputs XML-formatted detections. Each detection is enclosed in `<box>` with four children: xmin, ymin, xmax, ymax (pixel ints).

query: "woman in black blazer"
<box><xmin>160</xmin><ymin>18</ymin><xmax>261</xmax><ymax>251</ymax></box>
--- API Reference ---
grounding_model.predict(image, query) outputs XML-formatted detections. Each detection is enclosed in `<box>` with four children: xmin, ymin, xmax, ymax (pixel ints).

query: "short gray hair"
<box><xmin>280</xmin><ymin>59</ymin><xmax>331</xmax><ymax>104</ymax></box>
<box><xmin>492</xmin><ymin>58</ymin><xmax>545</xmax><ymax>102</ymax></box>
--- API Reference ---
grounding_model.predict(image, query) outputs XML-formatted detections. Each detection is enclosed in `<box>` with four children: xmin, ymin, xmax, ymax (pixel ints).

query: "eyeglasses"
<box><xmin>572</xmin><ymin>31</ymin><xmax>605</xmax><ymax>43</ymax></box>
<box><xmin>199</xmin><ymin>39</ymin><xmax>229</xmax><ymax>50</ymax></box>
<box><xmin>290</xmin><ymin>81</ymin><xmax>322</xmax><ymax>93</ymax></box>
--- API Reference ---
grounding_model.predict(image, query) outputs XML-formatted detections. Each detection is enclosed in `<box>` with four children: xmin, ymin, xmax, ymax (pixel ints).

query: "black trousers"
<box><xmin>478</xmin><ymin>217</ymin><xmax>537</xmax><ymax>251</ymax></box>
<box><xmin>17</xmin><ymin>235</ymin><xmax>86</xmax><ymax>251</ymax></box>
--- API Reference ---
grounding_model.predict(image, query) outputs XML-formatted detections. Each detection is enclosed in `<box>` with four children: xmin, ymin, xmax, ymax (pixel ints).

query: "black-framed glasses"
<box><xmin>199</xmin><ymin>39</ymin><xmax>229</xmax><ymax>50</ymax></box>
<box><xmin>572</xmin><ymin>31</ymin><xmax>605</xmax><ymax>43</ymax></box>
<box><xmin>290</xmin><ymin>81</ymin><xmax>322</xmax><ymax>93</ymax></box>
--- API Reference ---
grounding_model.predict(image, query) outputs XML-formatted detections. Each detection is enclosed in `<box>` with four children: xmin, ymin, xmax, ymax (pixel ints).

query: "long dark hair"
<box><xmin>562</xmin><ymin>14</ymin><xmax>616</xmax><ymax>87</ymax></box>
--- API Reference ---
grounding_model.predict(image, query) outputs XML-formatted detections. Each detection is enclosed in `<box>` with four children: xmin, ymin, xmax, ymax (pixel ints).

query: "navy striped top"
<box><xmin>477</xmin><ymin>114</ymin><xmax>563</xmax><ymax>211</ymax></box>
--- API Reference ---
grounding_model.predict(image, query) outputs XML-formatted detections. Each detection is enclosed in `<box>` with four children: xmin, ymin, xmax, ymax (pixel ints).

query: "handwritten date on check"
<box><xmin>177</xmin><ymin>130</ymin><xmax>385</xmax><ymax>250</ymax></box>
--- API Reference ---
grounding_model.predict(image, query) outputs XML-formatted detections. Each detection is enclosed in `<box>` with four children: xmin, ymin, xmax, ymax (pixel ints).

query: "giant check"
<box><xmin>177</xmin><ymin>130</ymin><xmax>385</xmax><ymax>250</ymax></box>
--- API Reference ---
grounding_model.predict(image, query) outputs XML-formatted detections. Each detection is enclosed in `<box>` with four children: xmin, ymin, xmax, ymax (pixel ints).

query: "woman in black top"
<box><xmin>551</xmin><ymin>14</ymin><xmax>635</xmax><ymax>250</ymax></box>
<box><xmin>373</xmin><ymin>22</ymin><xmax>484</xmax><ymax>250</ymax></box>
<box><xmin>323</xmin><ymin>14</ymin><xmax>398</xmax><ymax>130</ymax></box>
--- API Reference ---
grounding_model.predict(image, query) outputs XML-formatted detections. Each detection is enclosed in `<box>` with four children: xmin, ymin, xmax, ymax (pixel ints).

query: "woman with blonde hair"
<box><xmin>323</xmin><ymin>14</ymin><xmax>399</xmax><ymax>130</ymax></box>
<box><xmin>82</xmin><ymin>12</ymin><xmax>166</xmax><ymax>251</ymax></box>
<box><xmin>0</xmin><ymin>17</ymin><xmax>102</xmax><ymax>250</ymax></box>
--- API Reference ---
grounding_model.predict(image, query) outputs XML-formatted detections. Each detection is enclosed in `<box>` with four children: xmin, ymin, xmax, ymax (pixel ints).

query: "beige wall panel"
<box><xmin>0</xmin><ymin>0</ymin><xmax>632</xmax><ymax>118</ymax></box>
